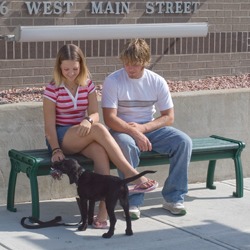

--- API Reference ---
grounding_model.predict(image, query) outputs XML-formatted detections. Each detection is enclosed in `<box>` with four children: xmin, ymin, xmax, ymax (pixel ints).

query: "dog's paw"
<box><xmin>102</xmin><ymin>232</ymin><xmax>114</xmax><ymax>239</ymax></box>
<box><xmin>125</xmin><ymin>229</ymin><xmax>133</xmax><ymax>236</ymax></box>
<box><xmin>88</xmin><ymin>219</ymin><xmax>93</xmax><ymax>225</ymax></box>
<box><xmin>78</xmin><ymin>223</ymin><xmax>87</xmax><ymax>231</ymax></box>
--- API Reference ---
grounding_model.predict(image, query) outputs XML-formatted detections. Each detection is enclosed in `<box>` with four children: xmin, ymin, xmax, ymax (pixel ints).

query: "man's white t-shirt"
<box><xmin>102</xmin><ymin>68</ymin><xmax>174</xmax><ymax>123</ymax></box>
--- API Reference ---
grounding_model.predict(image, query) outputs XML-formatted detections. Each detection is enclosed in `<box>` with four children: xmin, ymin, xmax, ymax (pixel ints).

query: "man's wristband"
<box><xmin>84</xmin><ymin>116</ymin><xmax>93</xmax><ymax>124</ymax></box>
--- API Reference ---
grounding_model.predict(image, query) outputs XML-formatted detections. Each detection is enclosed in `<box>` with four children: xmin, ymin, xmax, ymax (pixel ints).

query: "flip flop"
<box><xmin>92</xmin><ymin>215</ymin><xmax>109</xmax><ymax>229</ymax></box>
<box><xmin>129</xmin><ymin>180</ymin><xmax>159</xmax><ymax>194</ymax></box>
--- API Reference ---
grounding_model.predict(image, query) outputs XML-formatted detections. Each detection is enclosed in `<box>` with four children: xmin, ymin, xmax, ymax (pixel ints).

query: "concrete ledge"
<box><xmin>1</xmin><ymin>88</ymin><xmax>249</xmax><ymax>205</ymax></box>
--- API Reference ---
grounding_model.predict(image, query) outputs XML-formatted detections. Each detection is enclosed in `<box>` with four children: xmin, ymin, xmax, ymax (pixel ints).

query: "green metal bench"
<box><xmin>7</xmin><ymin>135</ymin><xmax>245</xmax><ymax>219</ymax></box>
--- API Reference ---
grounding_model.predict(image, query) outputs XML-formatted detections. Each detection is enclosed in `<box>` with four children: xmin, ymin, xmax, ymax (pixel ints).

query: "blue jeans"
<box><xmin>46</xmin><ymin>125</ymin><xmax>71</xmax><ymax>153</ymax></box>
<box><xmin>110</xmin><ymin>126</ymin><xmax>192</xmax><ymax>206</ymax></box>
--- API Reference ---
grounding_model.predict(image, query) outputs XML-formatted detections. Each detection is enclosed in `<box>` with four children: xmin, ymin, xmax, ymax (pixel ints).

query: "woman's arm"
<box><xmin>76</xmin><ymin>91</ymin><xmax>100</xmax><ymax>137</ymax></box>
<box><xmin>43</xmin><ymin>97</ymin><xmax>58</xmax><ymax>149</ymax></box>
<box><xmin>43</xmin><ymin>97</ymin><xmax>64</xmax><ymax>161</ymax></box>
<box><xmin>86</xmin><ymin>90</ymin><xmax>99</xmax><ymax>123</ymax></box>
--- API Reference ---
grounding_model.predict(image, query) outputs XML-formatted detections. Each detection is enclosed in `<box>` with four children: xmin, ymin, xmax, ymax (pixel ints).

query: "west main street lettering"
<box><xmin>22</xmin><ymin>1</ymin><xmax>200</xmax><ymax>16</ymax></box>
<box><xmin>91</xmin><ymin>1</ymin><xmax>200</xmax><ymax>14</ymax></box>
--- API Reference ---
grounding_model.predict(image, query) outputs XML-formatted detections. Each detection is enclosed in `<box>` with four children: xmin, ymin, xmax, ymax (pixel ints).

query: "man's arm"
<box><xmin>102</xmin><ymin>107</ymin><xmax>152</xmax><ymax>151</ymax></box>
<box><xmin>102</xmin><ymin>107</ymin><xmax>133</xmax><ymax>134</ymax></box>
<box><xmin>102</xmin><ymin>107</ymin><xmax>175</xmax><ymax>151</ymax></box>
<box><xmin>128</xmin><ymin>108</ymin><xmax>175</xmax><ymax>134</ymax></box>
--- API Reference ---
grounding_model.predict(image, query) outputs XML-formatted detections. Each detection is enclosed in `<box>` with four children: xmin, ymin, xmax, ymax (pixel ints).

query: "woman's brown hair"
<box><xmin>53</xmin><ymin>44</ymin><xmax>90</xmax><ymax>86</ymax></box>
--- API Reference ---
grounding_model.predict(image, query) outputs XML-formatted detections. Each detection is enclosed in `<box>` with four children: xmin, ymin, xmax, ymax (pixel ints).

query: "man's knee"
<box><xmin>184</xmin><ymin>134</ymin><xmax>192</xmax><ymax>148</ymax></box>
<box><xmin>111</xmin><ymin>132</ymin><xmax>140</xmax><ymax>167</ymax></box>
<box><xmin>111</xmin><ymin>132</ymin><xmax>136</xmax><ymax>152</ymax></box>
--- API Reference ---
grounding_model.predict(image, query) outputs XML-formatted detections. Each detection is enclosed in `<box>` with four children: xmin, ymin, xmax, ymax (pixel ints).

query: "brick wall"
<box><xmin>0</xmin><ymin>0</ymin><xmax>250</xmax><ymax>90</ymax></box>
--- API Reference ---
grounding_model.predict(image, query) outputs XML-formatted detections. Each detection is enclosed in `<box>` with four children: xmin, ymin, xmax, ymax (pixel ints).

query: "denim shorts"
<box><xmin>46</xmin><ymin>125</ymin><xmax>71</xmax><ymax>153</ymax></box>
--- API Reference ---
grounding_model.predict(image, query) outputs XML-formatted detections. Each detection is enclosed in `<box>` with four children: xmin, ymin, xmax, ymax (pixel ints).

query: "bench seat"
<box><xmin>7</xmin><ymin>135</ymin><xmax>245</xmax><ymax>219</ymax></box>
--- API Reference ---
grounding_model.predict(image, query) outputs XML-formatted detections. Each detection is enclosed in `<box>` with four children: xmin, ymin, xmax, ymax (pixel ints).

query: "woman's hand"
<box><xmin>77</xmin><ymin>119</ymin><xmax>92</xmax><ymax>136</ymax></box>
<box><xmin>51</xmin><ymin>149</ymin><xmax>65</xmax><ymax>162</ymax></box>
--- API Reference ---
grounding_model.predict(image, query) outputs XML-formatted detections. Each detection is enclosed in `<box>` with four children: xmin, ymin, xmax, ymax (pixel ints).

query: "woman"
<box><xmin>43</xmin><ymin>44</ymin><xmax>158</xmax><ymax>229</ymax></box>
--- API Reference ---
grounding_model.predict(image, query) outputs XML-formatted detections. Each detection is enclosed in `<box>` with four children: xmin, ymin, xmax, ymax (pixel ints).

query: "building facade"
<box><xmin>0</xmin><ymin>0</ymin><xmax>250</xmax><ymax>90</ymax></box>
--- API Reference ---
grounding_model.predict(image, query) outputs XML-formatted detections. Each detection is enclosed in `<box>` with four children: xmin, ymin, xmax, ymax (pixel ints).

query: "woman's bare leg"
<box><xmin>62</xmin><ymin>123</ymin><xmax>151</xmax><ymax>185</ymax></box>
<box><xmin>81</xmin><ymin>142</ymin><xmax>110</xmax><ymax>175</ymax></box>
<box><xmin>81</xmin><ymin>142</ymin><xmax>110</xmax><ymax>222</ymax></box>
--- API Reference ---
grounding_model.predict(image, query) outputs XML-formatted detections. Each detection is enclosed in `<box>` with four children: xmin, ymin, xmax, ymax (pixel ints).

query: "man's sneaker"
<box><xmin>163</xmin><ymin>202</ymin><xmax>186</xmax><ymax>216</ymax></box>
<box><xmin>129</xmin><ymin>206</ymin><xmax>140</xmax><ymax>220</ymax></box>
<box><xmin>124</xmin><ymin>206</ymin><xmax>141</xmax><ymax>220</ymax></box>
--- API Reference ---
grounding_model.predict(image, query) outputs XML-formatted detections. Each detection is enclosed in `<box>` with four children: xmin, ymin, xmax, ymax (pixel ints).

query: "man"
<box><xmin>101</xmin><ymin>38</ymin><xmax>192</xmax><ymax>219</ymax></box>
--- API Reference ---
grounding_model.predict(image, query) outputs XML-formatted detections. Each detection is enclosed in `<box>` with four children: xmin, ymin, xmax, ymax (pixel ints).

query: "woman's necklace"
<box><xmin>64</xmin><ymin>82</ymin><xmax>78</xmax><ymax>96</ymax></box>
<box><xmin>64</xmin><ymin>82</ymin><xmax>78</xmax><ymax>91</ymax></box>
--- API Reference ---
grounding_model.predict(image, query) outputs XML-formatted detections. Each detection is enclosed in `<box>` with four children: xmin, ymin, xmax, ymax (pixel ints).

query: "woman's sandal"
<box><xmin>92</xmin><ymin>215</ymin><xmax>109</xmax><ymax>229</ymax></box>
<box><xmin>129</xmin><ymin>179</ymin><xmax>159</xmax><ymax>194</ymax></box>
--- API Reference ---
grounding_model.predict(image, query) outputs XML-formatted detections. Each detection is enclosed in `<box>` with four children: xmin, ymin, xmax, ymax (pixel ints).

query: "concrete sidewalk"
<box><xmin>1</xmin><ymin>179</ymin><xmax>250</xmax><ymax>250</ymax></box>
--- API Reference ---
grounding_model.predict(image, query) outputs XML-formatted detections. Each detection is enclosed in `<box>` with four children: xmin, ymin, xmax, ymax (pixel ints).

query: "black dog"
<box><xmin>52</xmin><ymin>158</ymin><xmax>156</xmax><ymax>238</ymax></box>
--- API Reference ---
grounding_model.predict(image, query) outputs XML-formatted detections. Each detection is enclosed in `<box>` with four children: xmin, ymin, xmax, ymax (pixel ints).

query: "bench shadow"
<box><xmin>5</xmin><ymin>186</ymin><xmax>235</xmax><ymax>225</ymax></box>
<box><xmin>143</xmin><ymin>189</ymin><xmax>234</xmax><ymax>206</ymax></box>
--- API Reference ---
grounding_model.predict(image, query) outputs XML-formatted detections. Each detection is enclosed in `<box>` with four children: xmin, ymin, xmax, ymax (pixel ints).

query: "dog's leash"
<box><xmin>21</xmin><ymin>216</ymin><xmax>63</xmax><ymax>229</ymax></box>
<box><xmin>20</xmin><ymin>197</ymin><xmax>82</xmax><ymax>229</ymax></box>
<box><xmin>20</xmin><ymin>215</ymin><xmax>82</xmax><ymax>230</ymax></box>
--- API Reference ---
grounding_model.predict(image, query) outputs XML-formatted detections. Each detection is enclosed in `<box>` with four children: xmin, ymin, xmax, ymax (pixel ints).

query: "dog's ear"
<box><xmin>69</xmin><ymin>175</ymin><xmax>76</xmax><ymax>184</ymax></box>
<box><xmin>68</xmin><ymin>168</ymin><xmax>81</xmax><ymax>184</ymax></box>
<box><xmin>66</xmin><ymin>159</ymin><xmax>82</xmax><ymax>184</ymax></box>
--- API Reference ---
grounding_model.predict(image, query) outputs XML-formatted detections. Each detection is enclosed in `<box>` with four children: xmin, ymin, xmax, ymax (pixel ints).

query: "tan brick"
<box><xmin>23</xmin><ymin>77</ymin><xmax>45</xmax><ymax>84</ymax></box>
<box><xmin>34</xmin><ymin>68</ymin><xmax>53</xmax><ymax>76</ymax></box>
<box><xmin>213</xmin><ymin>68</ymin><xmax>232</xmax><ymax>75</ymax></box>
<box><xmin>151</xmin><ymin>63</ymin><xmax>171</xmax><ymax>71</ymax></box>
<box><xmin>12</xmin><ymin>18</ymin><xmax>33</xmax><ymax>26</ymax></box>
<box><xmin>0</xmin><ymin>69</ymin><xmax>11</xmax><ymax>77</ymax></box>
<box><xmin>22</xmin><ymin>60</ymin><xmax>45</xmax><ymax>68</ymax></box>
<box><xmin>11</xmin><ymin>68</ymin><xmax>34</xmax><ymax>77</ymax></box>
<box><xmin>224</xmin><ymin>4</ymin><xmax>240</xmax><ymax>10</ymax></box>
<box><xmin>188</xmin><ymin>62</ymin><xmax>207</xmax><ymax>69</ymax></box>
<box><xmin>0</xmin><ymin>77</ymin><xmax>22</xmax><ymax>85</ymax></box>
<box><xmin>171</xmin><ymin>62</ymin><xmax>189</xmax><ymax>70</ymax></box>
<box><xmin>95</xmin><ymin>65</ymin><xmax>116</xmax><ymax>74</ymax></box>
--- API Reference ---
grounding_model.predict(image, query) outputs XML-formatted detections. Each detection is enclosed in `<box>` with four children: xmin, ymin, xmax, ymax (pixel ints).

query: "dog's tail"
<box><xmin>122</xmin><ymin>170</ymin><xmax>156</xmax><ymax>185</ymax></box>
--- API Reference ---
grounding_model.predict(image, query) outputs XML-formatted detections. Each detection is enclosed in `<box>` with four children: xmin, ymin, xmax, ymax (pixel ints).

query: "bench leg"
<box><xmin>207</xmin><ymin>158</ymin><xmax>244</xmax><ymax>198</ymax></box>
<box><xmin>29</xmin><ymin>173</ymin><xmax>40</xmax><ymax>219</ymax></box>
<box><xmin>233</xmin><ymin>157</ymin><xmax>244</xmax><ymax>198</ymax></box>
<box><xmin>7</xmin><ymin>163</ymin><xmax>18</xmax><ymax>212</ymax></box>
<box><xmin>206</xmin><ymin>160</ymin><xmax>216</xmax><ymax>190</ymax></box>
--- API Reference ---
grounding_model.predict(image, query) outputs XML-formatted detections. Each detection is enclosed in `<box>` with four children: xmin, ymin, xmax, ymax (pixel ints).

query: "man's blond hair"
<box><xmin>120</xmin><ymin>39</ymin><xmax>151</xmax><ymax>67</ymax></box>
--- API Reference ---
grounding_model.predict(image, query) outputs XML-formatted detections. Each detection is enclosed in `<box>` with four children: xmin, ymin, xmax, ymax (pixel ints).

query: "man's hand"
<box><xmin>128</xmin><ymin>122</ymin><xmax>146</xmax><ymax>133</ymax></box>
